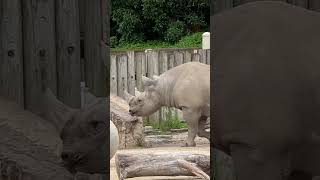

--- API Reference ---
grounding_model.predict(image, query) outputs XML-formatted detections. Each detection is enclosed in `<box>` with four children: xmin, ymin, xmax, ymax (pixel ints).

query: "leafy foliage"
<box><xmin>111</xmin><ymin>0</ymin><xmax>209</xmax><ymax>44</ymax></box>
<box><xmin>111</xmin><ymin>32</ymin><xmax>203</xmax><ymax>51</ymax></box>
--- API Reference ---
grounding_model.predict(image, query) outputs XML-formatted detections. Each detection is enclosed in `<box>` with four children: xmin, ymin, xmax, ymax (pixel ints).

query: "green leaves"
<box><xmin>111</xmin><ymin>0</ymin><xmax>209</xmax><ymax>44</ymax></box>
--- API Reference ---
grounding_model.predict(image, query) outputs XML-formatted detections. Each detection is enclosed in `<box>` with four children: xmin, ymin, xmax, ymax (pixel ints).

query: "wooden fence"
<box><xmin>111</xmin><ymin>48</ymin><xmax>210</xmax><ymax>123</ymax></box>
<box><xmin>0</xmin><ymin>0</ymin><xmax>109</xmax><ymax>114</ymax></box>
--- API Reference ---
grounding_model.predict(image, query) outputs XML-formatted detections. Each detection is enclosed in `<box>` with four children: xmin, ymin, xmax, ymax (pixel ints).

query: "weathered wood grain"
<box><xmin>168</xmin><ymin>53</ymin><xmax>175</xmax><ymax>69</ymax></box>
<box><xmin>146</xmin><ymin>50</ymin><xmax>160</xmax><ymax>123</ymax></box>
<box><xmin>115</xmin><ymin>152</ymin><xmax>210</xmax><ymax>179</ymax></box>
<box><xmin>199</xmin><ymin>49</ymin><xmax>207</xmax><ymax>64</ymax></box>
<box><xmin>174</xmin><ymin>51</ymin><xmax>183</xmax><ymax>66</ymax></box>
<box><xmin>192</xmin><ymin>53</ymin><xmax>200</xmax><ymax>62</ymax></box>
<box><xmin>127</xmin><ymin>51</ymin><xmax>136</xmax><ymax>95</ymax></box>
<box><xmin>0</xmin><ymin>0</ymin><xmax>24</xmax><ymax>107</ymax></box>
<box><xmin>206</xmin><ymin>49</ymin><xmax>211</xmax><ymax>65</ymax></box>
<box><xmin>185</xmin><ymin>50</ymin><xmax>192</xmax><ymax>63</ymax></box>
<box><xmin>309</xmin><ymin>0</ymin><xmax>320</xmax><ymax>11</ymax></box>
<box><xmin>55</xmin><ymin>0</ymin><xmax>81</xmax><ymax>108</ymax></box>
<box><xmin>117</xmin><ymin>55</ymin><xmax>128</xmax><ymax>98</ymax></box>
<box><xmin>22</xmin><ymin>0</ymin><xmax>57</xmax><ymax>114</ymax></box>
<box><xmin>135</xmin><ymin>52</ymin><xmax>144</xmax><ymax>91</ymax></box>
<box><xmin>110</xmin><ymin>55</ymin><xmax>118</xmax><ymax>95</ymax></box>
<box><xmin>83</xmin><ymin>0</ymin><xmax>107</xmax><ymax>97</ymax></box>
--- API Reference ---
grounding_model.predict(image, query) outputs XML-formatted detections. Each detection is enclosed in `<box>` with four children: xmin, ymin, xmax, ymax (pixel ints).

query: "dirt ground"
<box><xmin>110</xmin><ymin>134</ymin><xmax>210</xmax><ymax>180</ymax></box>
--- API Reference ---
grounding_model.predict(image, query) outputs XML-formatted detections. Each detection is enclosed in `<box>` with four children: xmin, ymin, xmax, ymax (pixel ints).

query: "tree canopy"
<box><xmin>111</xmin><ymin>0</ymin><xmax>210</xmax><ymax>46</ymax></box>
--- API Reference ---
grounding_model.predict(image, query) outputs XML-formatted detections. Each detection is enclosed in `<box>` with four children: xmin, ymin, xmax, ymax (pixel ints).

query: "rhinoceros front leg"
<box><xmin>181</xmin><ymin>107</ymin><xmax>201</xmax><ymax>147</ymax></box>
<box><xmin>230</xmin><ymin>144</ymin><xmax>289</xmax><ymax>180</ymax></box>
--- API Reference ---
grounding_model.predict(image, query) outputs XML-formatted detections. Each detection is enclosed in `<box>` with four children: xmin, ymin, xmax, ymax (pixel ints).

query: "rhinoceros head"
<box><xmin>124</xmin><ymin>75</ymin><xmax>162</xmax><ymax>117</ymax></box>
<box><xmin>42</xmin><ymin>88</ymin><xmax>107</xmax><ymax>174</ymax></box>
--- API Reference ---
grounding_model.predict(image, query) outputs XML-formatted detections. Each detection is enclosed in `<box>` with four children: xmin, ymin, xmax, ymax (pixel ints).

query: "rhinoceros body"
<box><xmin>212</xmin><ymin>1</ymin><xmax>320</xmax><ymax>179</ymax></box>
<box><xmin>125</xmin><ymin>62</ymin><xmax>210</xmax><ymax>146</ymax></box>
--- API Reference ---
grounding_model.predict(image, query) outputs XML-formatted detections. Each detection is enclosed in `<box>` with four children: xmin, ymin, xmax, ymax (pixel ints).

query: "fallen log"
<box><xmin>115</xmin><ymin>152</ymin><xmax>210</xmax><ymax>179</ymax></box>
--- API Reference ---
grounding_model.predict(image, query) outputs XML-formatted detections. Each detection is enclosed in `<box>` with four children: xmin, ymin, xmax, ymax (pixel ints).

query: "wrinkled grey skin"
<box><xmin>124</xmin><ymin>62</ymin><xmax>210</xmax><ymax>146</ymax></box>
<box><xmin>42</xmin><ymin>88</ymin><xmax>108</xmax><ymax>174</ymax></box>
<box><xmin>212</xmin><ymin>1</ymin><xmax>320</xmax><ymax>180</ymax></box>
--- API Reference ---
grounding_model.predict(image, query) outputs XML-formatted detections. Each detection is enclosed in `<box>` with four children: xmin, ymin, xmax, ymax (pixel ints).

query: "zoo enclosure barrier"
<box><xmin>0</xmin><ymin>0</ymin><xmax>109</xmax><ymax>114</ymax></box>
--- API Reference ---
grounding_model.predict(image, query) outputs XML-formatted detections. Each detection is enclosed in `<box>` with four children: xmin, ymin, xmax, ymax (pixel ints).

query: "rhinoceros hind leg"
<box><xmin>181</xmin><ymin>108</ymin><xmax>201</xmax><ymax>147</ymax></box>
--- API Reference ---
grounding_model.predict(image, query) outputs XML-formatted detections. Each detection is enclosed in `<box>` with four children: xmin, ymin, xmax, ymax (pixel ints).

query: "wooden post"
<box><xmin>199</xmin><ymin>49</ymin><xmax>207</xmax><ymax>64</ymax></box>
<box><xmin>22</xmin><ymin>0</ymin><xmax>57</xmax><ymax>114</ymax></box>
<box><xmin>159</xmin><ymin>51</ymin><xmax>169</xmax><ymax>122</ymax></box>
<box><xmin>185</xmin><ymin>50</ymin><xmax>192</xmax><ymax>63</ymax></box>
<box><xmin>0</xmin><ymin>0</ymin><xmax>24</xmax><ymax>107</ymax></box>
<box><xmin>192</xmin><ymin>52</ymin><xmax>200</xmax><ymax>62</ymax></box>
<box><xmin>110</xmin><ymin>55</ymin><xmax>118</xmax><ymax>95</ymax></box>
<box><xmin>146</xmin><ymin>50</ymin><xmax>160</xmax><ymax>124</ymax></box>
<box><xmin>55</xmin><ymin>0</ymin><xmax>81</xmax><ymax>108</ymax></box>
<box><xmin>174</xmin><ymin>51</ymin><xmax>183</xmax><ymax>67</ymax></box>
<box><xmin>127</xmin><ymin>51</ymin><xmax>136</xmax><ymax>95</ymax></box>
<box><xmin>206</xmin><ymin>49</ymin><xmax>211</xmax><ymax>65</ymax></box>
<box><xmin>117</xmin><ymin>55</ymin><xmax>128</xmax><ymax>98</ymax></box>
<box><xmin>135</xmin><ymin>52</ymin><xmax>145</xmax><ymax>91</ymax></box>
<box><xmin>309</xmin><ymin>0</ymin><xmax>320</xmax><ymax>11</ymax></box>
<box><xmin>168</xmin><ymin>53</ymin><xmax>175</xmax><ymax>69</ymax></box>
<box><xmin>83</xmin><ymin>0</ymin><xmax>107</xmax><ymax>97</ymax></box>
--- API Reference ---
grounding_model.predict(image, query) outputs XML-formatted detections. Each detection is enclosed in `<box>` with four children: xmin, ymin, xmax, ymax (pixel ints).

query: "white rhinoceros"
<box><xmin>124</xmin><ymin>62</ymin><xmax>210</xmax><ymax>146</ymax></box>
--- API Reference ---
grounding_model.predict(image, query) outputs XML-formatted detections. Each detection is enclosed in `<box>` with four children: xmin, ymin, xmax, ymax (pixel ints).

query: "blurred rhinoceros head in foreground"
<box><xmin>42</xmin><ymin>88</ymin><xmax>107</xmax><ymax>174</ymax></box>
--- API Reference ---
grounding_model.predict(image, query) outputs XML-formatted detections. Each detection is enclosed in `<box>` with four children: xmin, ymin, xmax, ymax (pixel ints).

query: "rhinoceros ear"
<box><xmin>142</xmin><ymin>76</ymin><xmax>157</xmax><ymax>87</ymax></box>
<box><xmin>123</xmin><ymin>90</ymin><xmax>134</xmax><ymax>103</ymax></box>
<box><xmin>42</xmin><ymin>88</ymin><xmax>76</xmax><ymax>133</ymax></box>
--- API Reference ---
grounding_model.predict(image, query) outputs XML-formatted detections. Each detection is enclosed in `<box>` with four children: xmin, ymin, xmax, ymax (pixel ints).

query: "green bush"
<box><xmin>174</xmin><ymin>32</ymin><xmax>203</xmax><ymax>48</ymax></box>
<box><xmin>111</xmin><ymin>0</ymin><xmax>209</xmax><ymax>44</ymax></box>
<box><xmin>164</xmin><ymin>21</ymin><xmax>186</xmax><ymax>44</ymax></box>
<box><xmin>110</xmin><ymin>36</ymin><xmax>118</xmax><ymax>48</ymax></box>
<box><xmin>111</xmin><ymin>32</ymin><xmax>203</xmax><ymax>51</ymax></box>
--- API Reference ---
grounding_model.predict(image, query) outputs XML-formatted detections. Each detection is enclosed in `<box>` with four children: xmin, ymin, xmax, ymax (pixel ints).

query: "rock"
<box><xmin>111</xmin><ymin>95</ymin><xmax>144</xmax><ymax>148</ymax></box>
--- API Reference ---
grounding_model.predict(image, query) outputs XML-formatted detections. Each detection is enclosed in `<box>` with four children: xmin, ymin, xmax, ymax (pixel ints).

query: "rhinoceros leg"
<box><xmin>181</xmin><ymin>108</ymin><xmax>201</xmax><ymax>147</ymax></box>
<box><xmin>230</xmin><ymin>144</ymin><xmax>289</xmax><ymax>180</ymax></box>
<box><xmin>198</xmin><ymin>116</ymin><xmax>210</xmax><ymax>139</ymax></box>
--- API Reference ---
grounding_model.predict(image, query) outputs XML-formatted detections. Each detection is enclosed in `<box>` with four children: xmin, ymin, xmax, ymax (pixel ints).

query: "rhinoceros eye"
<box><xmin>137</xmin><ymin>99</ymin><xmax>142</xmax><ymax>103</ymax></box>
